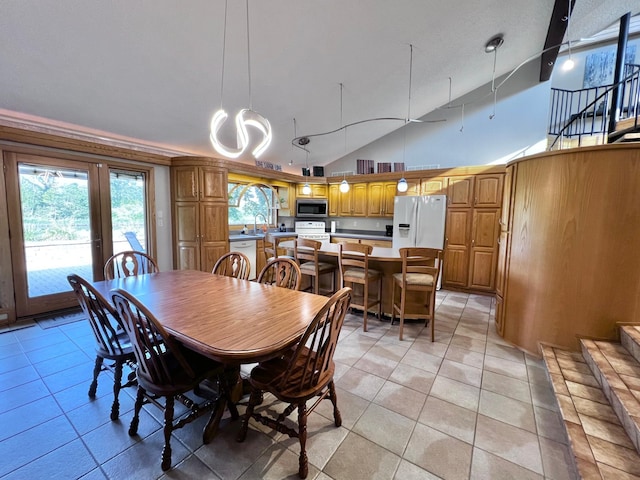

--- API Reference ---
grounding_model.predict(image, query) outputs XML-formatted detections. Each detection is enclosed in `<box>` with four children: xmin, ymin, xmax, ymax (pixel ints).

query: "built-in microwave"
<box><xmin>296</xmin><ymin>199</ymin><xmax>328</xmax><ymax>217</ymax></box>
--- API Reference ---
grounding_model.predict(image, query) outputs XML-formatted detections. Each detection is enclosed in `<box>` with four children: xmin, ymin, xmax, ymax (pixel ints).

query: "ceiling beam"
<box><xmin>540</xmin><ymin>0</ymin><xmax>576</xmax><ymax>81</ymax></box>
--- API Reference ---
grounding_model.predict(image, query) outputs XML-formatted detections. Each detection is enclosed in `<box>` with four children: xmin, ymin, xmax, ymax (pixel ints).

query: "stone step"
<box><xmin>581</xmin><ymin>338</ymin><xmax>640</xmax><ymax>453</ymax></box>
<box><xmin>621</xmin><ymin>325</ymin><xmax>640</xmax><ymax>364</ymax></box>
<box><xmin>541</xmin><ymin>343</ymin><xmax>640</xmax><ymax>479</ymax></box>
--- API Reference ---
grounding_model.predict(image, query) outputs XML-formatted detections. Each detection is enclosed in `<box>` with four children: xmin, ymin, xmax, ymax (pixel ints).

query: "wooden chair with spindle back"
<box><xmin>104</xmin><ymin>250</ymin><xmax>159</xmax><ymax>280</ymax></box>
<box><xmin>212</xmin><ymin>251</ymin><xmax>250</xmax><ymax>280</ymax></box>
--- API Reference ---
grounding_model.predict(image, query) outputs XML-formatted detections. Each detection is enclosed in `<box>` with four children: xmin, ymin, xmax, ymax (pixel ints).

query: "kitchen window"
<box><xmin>228</xmin><ymin>183</ymin><xmax>277</xmax><ymax>227</ymax></box>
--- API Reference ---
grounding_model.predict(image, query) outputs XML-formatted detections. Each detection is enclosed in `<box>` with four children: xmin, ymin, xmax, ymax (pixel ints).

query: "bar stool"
<box><xmin>337</xmin><ymin>242</ymin><xmax>382</xmax><ymax>331</ymax></box>
<box><xmin>294</xmin><ymin>238</ymin><xmax>336</xmax><ymax>295</ymax></box>
<box><xmin>391</xmin><ymin>247</ymin><xmax>443</xmax><ymax>341</ymax></box>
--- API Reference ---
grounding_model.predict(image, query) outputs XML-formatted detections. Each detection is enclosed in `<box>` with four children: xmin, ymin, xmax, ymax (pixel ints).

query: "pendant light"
<box><xmin>397</xmin><ymin>44</ymin><xmax>414</xmax><ymax>193</ymax></box>
<box><xmin>302</xmin><ymin>144</ymin><xmax>311</xmax><ymax>195</ymax></box>
<box><xmin>210</xmin><ymin>0</ymin><xmax>272</xmax><ymax>158</ymax></box>
<box><xmin>562</xmin><ymin>0</ymin><xmax>575</xmax><ymax>71</ymax></box>
<box><xmin>338</xmin><ymin>83</ymin><xmax>350</xmax><ymax>193</ymax></box>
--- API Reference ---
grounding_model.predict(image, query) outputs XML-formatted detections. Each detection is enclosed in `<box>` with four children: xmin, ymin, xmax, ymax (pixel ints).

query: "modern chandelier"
<box><xmin>210</xmin><ymin>0</ymin><xmax>272</xmax><ymax>159</ymax></box>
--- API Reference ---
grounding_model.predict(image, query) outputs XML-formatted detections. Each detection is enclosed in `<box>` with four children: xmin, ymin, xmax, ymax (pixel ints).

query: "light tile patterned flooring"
<box><xmin>0</xmin><ymin>291</ymin><xmax>577</xmax><ymax>479</ymax></box>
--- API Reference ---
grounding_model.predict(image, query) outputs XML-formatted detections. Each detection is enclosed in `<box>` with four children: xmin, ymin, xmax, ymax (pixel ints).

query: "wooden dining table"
<box><xmin>91</xmin><ymin>269</ymin><xmax>329</xmax><ymax>364</ymax></box>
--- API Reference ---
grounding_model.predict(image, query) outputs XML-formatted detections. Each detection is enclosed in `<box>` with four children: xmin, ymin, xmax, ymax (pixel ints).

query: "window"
<box><xmin>110</xmin><ymin>169</ymin><xmax>148</xmax><ymax>254</ymax></box>
<box><xmin>228</xmin><ymin>183</ymin><xmax>277</xmax><ymax>227</ymax></box>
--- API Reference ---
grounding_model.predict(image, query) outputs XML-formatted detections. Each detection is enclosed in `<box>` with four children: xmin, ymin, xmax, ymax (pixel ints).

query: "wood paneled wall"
<box><xmin>502</xmin><ymin>145</ymin><xmax>640</xmax><ymax>353</ymax></box>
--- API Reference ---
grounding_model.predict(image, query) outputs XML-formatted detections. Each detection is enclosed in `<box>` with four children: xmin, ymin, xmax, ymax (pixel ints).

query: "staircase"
<box><xmin>541</xmin><ymin>325</ymin><xmax>640</xmax><ymax>479</ymax></box>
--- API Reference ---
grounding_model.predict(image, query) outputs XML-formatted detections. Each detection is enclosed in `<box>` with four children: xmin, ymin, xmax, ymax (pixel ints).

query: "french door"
<box><xmin>5</xmin><ymin>151</ymin><xmax>150</xmax><ymax>318</ymax></box>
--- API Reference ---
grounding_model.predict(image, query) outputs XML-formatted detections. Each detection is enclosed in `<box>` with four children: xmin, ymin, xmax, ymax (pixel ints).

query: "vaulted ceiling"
<box><xmin>0</xmin><ymin>1</ymin><xmax>638</xmax><ymax>173</ymax></box>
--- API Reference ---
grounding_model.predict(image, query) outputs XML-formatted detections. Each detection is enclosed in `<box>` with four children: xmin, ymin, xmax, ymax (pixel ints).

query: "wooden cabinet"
<box><xmin>467</xmin><ymin>208</ymin><xmax>500</xmax><ymax>290</ymax></box>
<box><xmin>396</xmin><ymin>178</ymin><xmax>420</xmax><ymax>196</ymax></box>
<box><xmin>359</xmin><ymin>238</ymin><xmax>392</xmax><ymax>248</ymax></box>
<box><xmin>367</xmin><ymin>182</ymin><xmax>396</xmax><ymax>217</ymax></box>
<box><xmin>332</xmin><ymin>182</ymin><xmax>367</xmax><ymax>217</ymax></box>
<box><xmin>442</xmin><ymin>173</ymin><xmax>504</xmax><ymax>292</ymax></box>
<box><xmin>256</xmin><ymin>239</ymin><xmax>266</xmax><ymax>274</ymax></box>
<box><xmin>172</xmin><ymin>164</ymin><xmax>229</xmax><ymax>272</ymax></box>
<box><xmin>421</xmin><ymin>177</ymin><xmax>447</xmax><ymax>195</ymax></box>
<box><xmin>296</xmin><ymin>183</ymin><xmax>327</xmax><ymax>198</ymax></box>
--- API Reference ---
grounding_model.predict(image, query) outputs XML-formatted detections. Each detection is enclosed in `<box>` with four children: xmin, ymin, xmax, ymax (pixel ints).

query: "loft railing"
<box><xmin>548</xmin><ymin>63</ymin><xmax>640</xmax><ymax>149</ymax></box>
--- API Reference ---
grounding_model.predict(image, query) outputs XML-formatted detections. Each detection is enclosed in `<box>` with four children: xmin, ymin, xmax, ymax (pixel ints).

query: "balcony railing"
<box><xmin>548</xmin><ymin>63</ymin><xmax>640</xmax><ymax>149</ymax></box>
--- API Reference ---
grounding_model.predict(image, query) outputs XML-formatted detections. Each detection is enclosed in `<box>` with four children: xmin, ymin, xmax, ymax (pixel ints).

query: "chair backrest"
<box><xmin>398</xmin><ymin>247</ymin><xmax>443</xmax><ymax>287</ymax></box>
<box><xmin>104</xmin><ymin>250</ymin><xmax>159</xmax><ymax>280</ymax></box>
<box><xmin>263</xmin><ymin>233</ymin><xmax>277</xmax><ymax>262</ymax></box>
<box><xmin>111</xmin><ymin>288</ymin><xmax>195</xmax><ymax>385</ymax></box>
<box><xmin>212</xmin><ymin>251</ymin><xmax>250</xmax><ymax>280</ymax></box>
<box><xmin>278</xmin><ymin>287</ymin><xmax>352</xmax><ymax>395</ymax></box>
<box><xmin>294</xmin><ymin>237</ymin><xmax>321</xmax><ymax>267</ymax></box>
<box><xmin>338</xmin><ymin>242</ymin><xmax>372</xmax><ymax>284</ymax></box>
<box><xmin>67</xmin><ymin>274</ymin><xmax>129</xmax><ymax>356</ymax></box>
<box><xmin>257</xmin><ymin>257</ymin><xmax>302</xmax><ymax>290</ymax></box>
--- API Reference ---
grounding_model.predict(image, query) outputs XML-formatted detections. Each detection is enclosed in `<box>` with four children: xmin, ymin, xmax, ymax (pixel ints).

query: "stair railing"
<box><xmin>548</xmin><ymin>63</ymin><xmax>640</xmax><ymax>150</ymax></box>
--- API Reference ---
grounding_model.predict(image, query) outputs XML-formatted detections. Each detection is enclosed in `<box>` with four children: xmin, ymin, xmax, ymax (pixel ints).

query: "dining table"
<box><xmin>90</xmin><ymin>269</ymin><xmax>329</xmax><ymax>364</ymax></box>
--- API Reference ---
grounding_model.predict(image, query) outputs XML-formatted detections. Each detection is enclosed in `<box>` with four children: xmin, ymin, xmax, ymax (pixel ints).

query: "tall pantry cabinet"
<box><xmin>171</xmin><ymin>159</ymin><xmax>229</xmax><ymax>272</ymax></box>
<box><xmin>443</xmin><ymin>173</ymin><xmax>503</xmax><ymax>291</ymax></box>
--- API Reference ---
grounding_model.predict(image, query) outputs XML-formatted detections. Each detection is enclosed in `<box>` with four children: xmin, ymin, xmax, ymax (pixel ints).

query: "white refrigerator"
<box><xmin>392</xmin><ymin>195</ymin><xmax>447</xmax><ymax>250</ymax></box>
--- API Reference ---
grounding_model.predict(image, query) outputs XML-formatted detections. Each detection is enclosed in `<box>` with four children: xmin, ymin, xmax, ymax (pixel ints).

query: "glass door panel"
<box><xmin>109</xmin><ymin>169</ymin><xmax>148</xmax><ymax>254</ymax></box>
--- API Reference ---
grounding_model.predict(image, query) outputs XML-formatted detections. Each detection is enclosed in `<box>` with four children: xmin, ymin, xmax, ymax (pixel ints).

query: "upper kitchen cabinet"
<box><xmin>421</xmin><ymin>177</ymin><xmax>447</xmax><ymax>196</ymax></box>
<box><xmin>332</xmin><ymin>182</ymin><xmax>367</xmax><ymax>217</ymax></box>
<box><xmin>473</xmin><ymin>173</ymin><xmax>504</xmax><ymax>208</ymax></box>
<box><xmin>446</xmin><ymin>176</ymin><xmax>474</xmax><ymax>207</ymax></box>
<box><xmin>396</xmin><ymin>178</ymin><xmax>420</xmax><ymax>196</ymax></box>
<box><xmin>296</xmin><ymin>183</ymin><xmax>328</xmax><ymax>198</ymax></box>
<box><xmin>367</xmin><ymin>182</ymin><xmax>397</xmax><ymax>217</ymax></box>
<box><xmin>173</xmin><ymin>166</ymin><xmax>227</xmax><ymax>202</ymax></box>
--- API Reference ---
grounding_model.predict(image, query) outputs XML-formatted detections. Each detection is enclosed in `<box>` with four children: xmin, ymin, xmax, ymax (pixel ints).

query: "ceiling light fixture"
<box><xmin>485</xmin><ymin>34</ymin><xmax>504</xmax><ymax>119</ymax></box>
<box><xmin>210</xmin><ymin>0</ymin><xmax>272</xmax><ymax>159</ymax></box>
<box><xmin>398</xmin><ymin>44</ymin><xmax>414</xmax><ymax>193</ymax></box>
<box><xmin>300</xmin><ymin>135</ymin><xmax>312</xmax><ymax>195</ymax></box>
<box><xmin>562</xmin><ymin>0</ymin><xmax>575</xmax><ymax>71</ymax></box>
<box><xmin>339</xmin><ymin>83</ymin><xmax>350</xmax><ymax>193</ymax></box>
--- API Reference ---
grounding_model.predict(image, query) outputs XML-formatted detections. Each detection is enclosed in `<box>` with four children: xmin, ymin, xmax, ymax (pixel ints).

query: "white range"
<box><xmin>294</xmin><ymin>221</ymin><xmax>330</xmax><ymax>245</ymax></box>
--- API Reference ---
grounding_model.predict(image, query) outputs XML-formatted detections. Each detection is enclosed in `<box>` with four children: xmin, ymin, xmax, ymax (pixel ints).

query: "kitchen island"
<box><xmin>279</xmin><ymin>240</ymin><xmax>435</xmax><ymax>321</ymax></box>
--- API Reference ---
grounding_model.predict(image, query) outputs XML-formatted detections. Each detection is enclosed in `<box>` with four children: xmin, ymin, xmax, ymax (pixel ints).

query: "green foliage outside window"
<box><xmin>228</xmin><ymin>183</ymin><xmax>276</xmax><ymax>227</ymax></box>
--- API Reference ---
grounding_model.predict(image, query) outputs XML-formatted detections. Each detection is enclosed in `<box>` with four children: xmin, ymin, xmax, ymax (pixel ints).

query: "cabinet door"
<box><xmin>499</xmin><ymin>167</ymin><xmax>514</xmax><ymax>230</ymax></box>
<box><xmin>359</xmin><ymin>239</ymin><xmax>391</xmax><ymax>248</ymax></box>
<box><xmin>468</xmin><ymin>208</ymin><xmax>500</xmax><ymax>290</ymax></box>
<box><xmin>474</xmin><ymin>173</ymin><xmax>504</xmax><ymax>208</ymax></box>
<box><xmin>174</xmin><ymin>202</ymin><xmax>199</xmax><ymax>269</ymax></box>
<box><xmin>396</xmin><ymin>178</ymin><xmax>420</xmax><ymax>196</ymax></box>
<box><xmin>173</xmin><ymin>167</ymin><xmax>199</xmax><ymax>202</ymax></box>
<box><xmin>367</xmin><ymin>183</ymin><xmax>384</xmax><ymax>216</ymax></box>
<box><xmin>447</xmin><ymin>177</ymin><xmax>474</xmax><ymax>207</ymax></box>
<box><xmin>200</xmin><ymin>167</ymin><xmax>227</xmax><ymax>202</ymax></box>
<box><xmin>495</xmin><ymin>231</ymin><xmax>509</xmax><ymax>297</ymax></box>
<box><xmin>382</xmin><ymin>182</ymin><xmax>397</xmax><ymax>216</ymax></box>
<box><xmin>352</xmin><ymin>183</ymin><xmax>368</xmax><ymax>216</ymax></box>
<box><xmin>201</xmin><ymin>242</ymin><xmax>228</xmax><ymax>273</ymax></box>
<box><xmin>339</xmin><ymin>189</ymin><xmax>352</xmax><ymax>216</ymax></box>
<box><xmin>312</xmin><ymin>184</ymin><xmax>328</xmax><ymax>198</ymax></box>
<box><xmin>200</xmin><ymin>203</ymin><xmax>228</xmax><ymax>243</ymax></box>
<box><xmin>421</xmin><ymin>177</ymin><xmax>447</xmax><ymax>195</ymax></box>
<box><xmin>296</xmin><ymin>183</ymin><xmax>312</xmax><ymax>197</ymax></box>
<box><xmin>328</xmin><ymin>184</ymin><xmax>340</xmax><ymax>216</ymax></box>
<box><xmin>443</xmin><ymin>208</ymin><xmax>471</xmax><ymax>287</ymax></box>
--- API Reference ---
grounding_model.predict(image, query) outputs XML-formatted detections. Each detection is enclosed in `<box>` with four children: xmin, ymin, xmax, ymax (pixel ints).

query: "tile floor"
<box><xmin>0</xmin><ymin>290</ymin><xmax>577</xmax><ymax>479</ymax></box>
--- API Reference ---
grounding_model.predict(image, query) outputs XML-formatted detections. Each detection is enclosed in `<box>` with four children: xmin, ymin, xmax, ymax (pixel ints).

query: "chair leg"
<box><xmin>110</xmin><ymin>360</ymin><xmax>124</xmax><ymax>421</ymax></box>
<box><xmin>161</xmin><ymin>395</ymin><xmax>175</xmax><ymax>471</ymax></box>
<box><xmin>129</xmin><ymin>387</ymin><xmax>145</xmax><ymax>436</ymax></box>
<box><xmin>377</xmin><ymin>277</ymin><xmax>382</xmax><ymax>320</ymax></box>
<box><xmin>236</xmin><ymin>388</ymin><xmax>261</xmax><ymax>442</ymax></box>
<box><xmin>399</xmin><ymin>287</ymin><xmax>406</xmax><ymax>341</ymax></box>
<box><xmin>297</xmin><ymin>402</ymin><xmax>309</xmax><ymax>479</ymax></box>
<box><xmin>328</xmin><ymin>381</ymin><xmax>342</xmax><ymax>427</ymax></box>
<box><xmin>362</xmin><ymin>282</ymin><xmax>368</xmax><ymax>332</ymax></box>
<box><xmin>391</xmin><ymin>283</ymin><xmax>396</xmax><ymax>325</ymax></box>
<box><xmin>89</xmin><ymin>355</ymin><xmax>103</xmax><ymax>398</ymax></box>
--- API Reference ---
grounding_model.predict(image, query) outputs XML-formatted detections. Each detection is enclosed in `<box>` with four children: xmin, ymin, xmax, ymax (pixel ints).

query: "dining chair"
<box><xmin>391</xmin><ymin>247</ymin><xmax>443</xmax><ymax>341</ymax></box>
<box><xmin>111</xmin><ymin>288</ymin><xmax>233</xmax><ymax>471</ymax></box>
<box><xmin>237</xmin><ymin>287</ymin><xmax>353</xmax><ymax>479</ymax></box>
<box><xmin>67</xmin><ymin>274</ymin><xmax>137</xmax><ymax>421</ymax></box>
<box><xmin>294</xmin><ymin>237</ymin><xmax>336</xmax><ymax>295</ymax></box>
<box><xmin>104</xmin><ymin>250</ymin><xmax>159</xmax><ymax>280</ymax></box>
<box><xmin>263</xmin><ymin>233</ymin><xmax>277</xmax><ymax>263</ymax></box>
<box><xmin>212</xmin><ymin>251</ymin><xmax>250</xmax><ymax>280</ymax></box>
<box><xmin>337</xmin><ymin>242</ymin><xmax>382</xmax><ymax>331</ymax></box>
<box><xmin>256</xmin><ymin>257</ymin><xmax>302</xmax><ymax>290</ymax></box>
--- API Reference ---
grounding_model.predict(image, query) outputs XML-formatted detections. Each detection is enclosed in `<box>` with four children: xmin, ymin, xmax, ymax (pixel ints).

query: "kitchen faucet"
<box><xmin>254</xmin><ymin>213</ymin><xmax>268</xmax><ymax>234</ymax></box>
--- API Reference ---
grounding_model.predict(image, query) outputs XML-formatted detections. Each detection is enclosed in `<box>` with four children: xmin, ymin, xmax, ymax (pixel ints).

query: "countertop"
<box><xmin>229</xmin><ymin>229</ymin><xmax>391</xmax><ymax>242</ymax></box>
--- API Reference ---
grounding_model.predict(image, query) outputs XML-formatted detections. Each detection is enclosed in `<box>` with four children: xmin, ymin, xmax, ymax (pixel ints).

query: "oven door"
<box><xmin>296</xmin><ymin>199</ymin><xmax>327</xmax><ymax>217</ymax></box>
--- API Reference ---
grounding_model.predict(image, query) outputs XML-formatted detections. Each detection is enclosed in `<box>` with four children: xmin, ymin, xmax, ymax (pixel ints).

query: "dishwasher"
<box><xmin>230</xmin><ymin>240</ymin><xmax>257</xmax><ymax>280</ymax></box>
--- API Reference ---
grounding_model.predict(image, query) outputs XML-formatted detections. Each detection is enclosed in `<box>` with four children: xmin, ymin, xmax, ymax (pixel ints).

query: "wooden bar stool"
<box><xmin>337</xmin><ymin>242</ymin><xmax>382</xmax><ymax>331</ymax></box>
<box><xmin>391</xmin><ymin>247</ymin><xmax>443</xmax><ymax>341</ymax></box>
<box><xmin>294</xmin><ymin>238</ymin><xmax>336</xmax><ymax>295</ymax></box>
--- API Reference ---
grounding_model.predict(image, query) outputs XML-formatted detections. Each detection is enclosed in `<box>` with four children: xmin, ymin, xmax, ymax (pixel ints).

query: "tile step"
<box><xmin>541</xmin><ymin>343</ymin><xmax>640</xmax><ymax>479</ymax></box>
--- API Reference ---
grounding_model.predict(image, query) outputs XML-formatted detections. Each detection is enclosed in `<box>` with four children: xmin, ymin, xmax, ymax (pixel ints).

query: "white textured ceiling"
<box><xmin>0</xmin><ymin>1</ymin><xmax>638</xmax><ymax>173</ymax></box>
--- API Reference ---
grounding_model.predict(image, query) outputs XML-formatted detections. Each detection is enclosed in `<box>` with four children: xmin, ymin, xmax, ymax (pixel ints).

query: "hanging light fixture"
<box><xmin>210</xmin><ymin>0</ymin><xmax>272</xmax><ymax>159</ymax></box>
<box><xmin>301</xmin><ymin>138</ymin><xmax>312</xmax><ymax>195</ymax></box>
<box><xmin>339</xmin><ymin>83</ymin><xmax>350</xmax><ymax>193</ymax></box>
<box><xmin>398</xmin><ymin>44</ymin><xmax>414</xmax><ymax>193</ymax></box>
<box><xmin>562</xmin><ymin>0</ymin><xmax>575</xmax><ymax>71</ymax></box>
